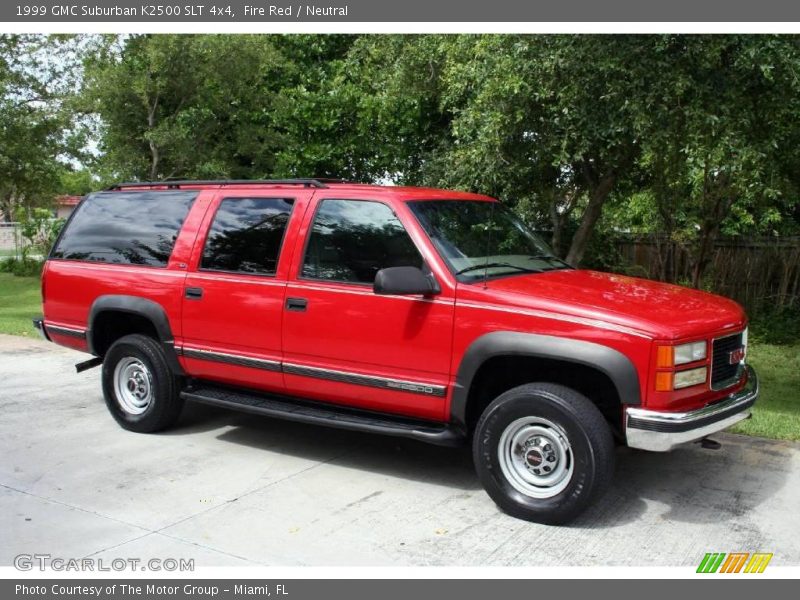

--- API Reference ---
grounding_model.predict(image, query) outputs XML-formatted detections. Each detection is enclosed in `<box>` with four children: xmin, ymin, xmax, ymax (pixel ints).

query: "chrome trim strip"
<box><xmin>179</xmin><ymin>346</ymin><xmax>281</xmax><ymax>372</ymax></box>
<box><xmin>177</xmin><ymin>345</ymin><xmax>447</xmax><ymax>397</ymax></box>
<box><xmin>625</xmin><ymin>366</ymin><xmax>758</xmax><ymax>452</ymax></box>
<box><xmin>283</xmin><ymin>362</ymin><xmax>447</xmax><ymax>397</ymax></box>
<box><xmin>457</xmin><ymin>301</ymin><xmax>652</xmax><ymax>339</ymax></box>
<box><xmin>45</xmin><ymin>324</ymin><xmax>86</xmax><ymax>339</ymax></box>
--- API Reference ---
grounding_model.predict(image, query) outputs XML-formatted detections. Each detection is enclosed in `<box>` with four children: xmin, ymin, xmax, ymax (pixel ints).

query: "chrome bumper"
<box><xmin>625</xmin><ymin>365</ymin><xmax>758</xmax><ymax>452</ymax></box>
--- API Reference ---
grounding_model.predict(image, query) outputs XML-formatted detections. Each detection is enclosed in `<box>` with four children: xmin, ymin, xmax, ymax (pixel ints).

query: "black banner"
<box><xmin>4</xmin><ymin>0</ymin><xmax>800</xmax><ymax>22</ymax></box>
<box><xmin>4</xmin><ymin>579</ymin><xmax>798</xmax><ymax>600</ymax></box>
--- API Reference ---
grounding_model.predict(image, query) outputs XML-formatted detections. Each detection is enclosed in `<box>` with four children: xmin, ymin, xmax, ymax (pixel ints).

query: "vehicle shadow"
<box><xmin>568</xmin><ymin>434</ymin><xmax>793</xmax><ymax>528</ymax></box>
<box><xmin>174</xmin><ymin>402</ymin><xmax>478</xmax><ymax>491</ymax></box>
<box><xmin>174</xmin><ymin>403</ymin><xmax>794</xmax><ymax>529</ymax></box>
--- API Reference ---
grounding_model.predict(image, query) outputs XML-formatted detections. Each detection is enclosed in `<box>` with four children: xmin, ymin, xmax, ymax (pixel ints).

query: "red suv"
<box><xmin>34</xmin><ymin>179</ymin><xmax>758</xmax><ymax>523</ymax></box>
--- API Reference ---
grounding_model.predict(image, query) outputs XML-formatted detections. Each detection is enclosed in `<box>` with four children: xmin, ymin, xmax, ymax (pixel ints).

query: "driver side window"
<box><xmin>301</xmin><ymin>199</ymin><xmax>422</xmax><ymax>284</ymax></box>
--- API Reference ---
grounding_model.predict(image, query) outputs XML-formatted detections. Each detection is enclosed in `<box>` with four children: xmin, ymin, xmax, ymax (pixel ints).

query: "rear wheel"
<box><xmin>473</xmin><ymin>382</ymin><xmax>614</xmax><ymax>524</ymax></box>
<box><xmin>101</xmin><ymin>334</ymin><xmax>183</xmax><ymax>433</ymax></box>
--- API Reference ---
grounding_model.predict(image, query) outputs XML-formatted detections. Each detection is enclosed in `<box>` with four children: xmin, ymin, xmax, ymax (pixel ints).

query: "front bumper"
<box><xmin>625</xmin><ymin>365</ymin><xmax>758</xmax><ymax>452</ymax></box>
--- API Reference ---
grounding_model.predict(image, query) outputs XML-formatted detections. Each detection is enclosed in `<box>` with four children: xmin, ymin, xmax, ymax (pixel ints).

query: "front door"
<box><xmin>282</xmin><ymin>196</ymin><xmax>455</xmax><ymax>421</ymax></box>
<box><xmin>179</xmin><ymin>190</ymin><xmax>311</xmax><ymax>393</ymax></box>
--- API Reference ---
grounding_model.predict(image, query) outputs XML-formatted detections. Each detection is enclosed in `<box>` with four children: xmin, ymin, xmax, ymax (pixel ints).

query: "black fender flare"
<box><xmin>451</xmin><ymin>331</ymin><xmax>641</xmax><ymax>430</ymax></box>
<box><xmin>87</xmin><ymin>295</ymin><xmax>183</xmax><ymax>375</ymax></box>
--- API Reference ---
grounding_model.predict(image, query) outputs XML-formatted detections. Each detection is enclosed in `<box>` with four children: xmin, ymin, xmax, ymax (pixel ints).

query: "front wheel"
<box><xmin>101</xmin><ymin>334</ymin><xmax>184</xmax><ymax>433</ymax></box>
<box><xmin>473</xmin><ymin>383</ymin><xmax>614</xmax><ymax>524</ymax></box>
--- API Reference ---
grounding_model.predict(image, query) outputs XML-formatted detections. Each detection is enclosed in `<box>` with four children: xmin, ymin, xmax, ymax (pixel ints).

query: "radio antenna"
<box><xmin>483</xmin><ymin>201</ymin><xmax>496</xmax><ymax>289</ymax></box>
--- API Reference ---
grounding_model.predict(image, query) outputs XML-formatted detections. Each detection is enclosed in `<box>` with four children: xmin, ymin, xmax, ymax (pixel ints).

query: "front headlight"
<box><xmin>673</xmin><ymin>366</ymin><xmax>708</xmax><ymax>389</ymax></box>
<box><xmin>674</xmin><ymin>341</ymin><xmax>707</xmax><ymax>365</ymax></box>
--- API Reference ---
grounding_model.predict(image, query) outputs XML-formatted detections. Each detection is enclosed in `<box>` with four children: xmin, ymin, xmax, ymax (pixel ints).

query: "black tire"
<box><xmin>101</xmin><ymin>334</ymin><xmax>184</xmax><ymax>433</ymax></box>
<box><xmin>473</xmin><ymin>382</ymin><xmax>614</xmax><ymax>525</ymax></box>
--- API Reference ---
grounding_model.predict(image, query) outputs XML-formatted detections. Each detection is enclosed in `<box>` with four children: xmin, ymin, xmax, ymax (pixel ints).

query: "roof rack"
<box><xmin>107</xmin><ymin>178</ymin><xmax>332</xmax><ymax>190</ymax></box>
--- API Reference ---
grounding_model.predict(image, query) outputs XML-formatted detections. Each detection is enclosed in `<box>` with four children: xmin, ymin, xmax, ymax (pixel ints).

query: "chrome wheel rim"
<box><xmin>113</xmin><ymin>357</ymin><xmax>153</xmax><ymax>415</ymax></box>
<box><xmin>498</xmin><ymin>416</ymin><xmax>574</xmax><ymax>499</ymax></box>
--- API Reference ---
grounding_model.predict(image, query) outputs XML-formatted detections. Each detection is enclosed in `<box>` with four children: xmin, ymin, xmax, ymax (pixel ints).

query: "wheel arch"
<box><xmin>87</xmin><ymin>295</ymin><xmax>183</xmax><ymax>375</ymax></box>
<box><xmin>451</xmin><ymin>331</ymin><xmax>641</xmax><ymax>433</ymax></box>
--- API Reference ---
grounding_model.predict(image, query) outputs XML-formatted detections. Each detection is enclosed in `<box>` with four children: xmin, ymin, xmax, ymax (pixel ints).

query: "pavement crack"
<box><xmin>0</xmin><ymin>481</ymin><xmax>152</xmax><ymax>534</ymax></box>
<box><xmin>81</xmin><ymin>531</ymin><xmax>156</xmax><ymax>559</ymax></box>
<box><xmin>156</xmin><ymin>531</ymin><xmax>261</xmax><ymax>565</ymax></box>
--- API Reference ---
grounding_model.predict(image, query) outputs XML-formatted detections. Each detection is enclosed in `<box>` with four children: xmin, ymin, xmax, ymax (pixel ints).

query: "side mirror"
<box><xmin>374</xmin><ymin>266</ymin><xmax>440</xmax><ymax>296</ymax></box>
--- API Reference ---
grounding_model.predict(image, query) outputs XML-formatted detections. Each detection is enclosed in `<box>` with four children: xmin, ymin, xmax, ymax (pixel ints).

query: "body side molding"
<box><xmin>451</xmin><ymin>331</ymin><xmax>642</xmax><ymax>429</ymax></box>
<box><xmin>87</xmin><ymin>295</ymin><xmax>183</xmax><ymax>374</ymax></box>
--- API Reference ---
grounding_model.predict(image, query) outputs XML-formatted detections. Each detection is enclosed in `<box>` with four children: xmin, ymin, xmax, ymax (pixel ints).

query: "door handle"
<box><xmin>185</xmin><ymin>287</ymin><xmax>203</xmax><ymax>300</ymax></box>
<box><xmin>285</xmin><ymin>297</ymin><xmax>308</xmax><ymax>312</ymax></box>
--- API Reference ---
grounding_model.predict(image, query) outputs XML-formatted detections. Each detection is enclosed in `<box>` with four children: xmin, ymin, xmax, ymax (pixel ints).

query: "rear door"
<box><xmin>179</xmin><ymin>188</ymin><xmax>312</xmax><ymax>393</ymax></box>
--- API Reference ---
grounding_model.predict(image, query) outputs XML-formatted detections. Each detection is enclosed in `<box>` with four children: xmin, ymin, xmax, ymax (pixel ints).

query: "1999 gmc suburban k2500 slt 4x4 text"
<box><xmin>34</xmin><ymin>179</ymin><xmax>759</xmax><ymax>524</ymax></box>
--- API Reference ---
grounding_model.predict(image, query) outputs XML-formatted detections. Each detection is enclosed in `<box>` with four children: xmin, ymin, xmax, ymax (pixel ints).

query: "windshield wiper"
<box><xmin>528</xmin><ymin>254</ymin><xmax>572</xmax><ymax>268</ymax></box>
<box><xmin>456</xmin><ymin>262</ymin><xmax>541</xmax><ymax>276</ymax></box>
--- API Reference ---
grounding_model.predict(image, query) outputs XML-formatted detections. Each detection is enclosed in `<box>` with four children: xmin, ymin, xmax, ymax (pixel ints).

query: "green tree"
<box><xmin>0</xmin><ymin>35</ymin><xmax>77</xmax><ymax>221</ymax></box>
<box><xmin>636</xmin><ymin>36</ymin><xmax>800</xmax><ymax>286</ymax></box>
<box><xmin>348</xmin><ymin>35</ymin><xmax>648</xmax><ymax>264</ymax></box>
<box><xmin>77</xmin><ymin>33</ymin><xmax>800</xmax><ymax>289</ymax></box>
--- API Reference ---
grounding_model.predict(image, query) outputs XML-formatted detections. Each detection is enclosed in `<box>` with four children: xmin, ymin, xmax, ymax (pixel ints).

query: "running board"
<box><xmin>181</xmin><ymin>384</ymin><xmax>464</xmax><ymax>447</ymax></box>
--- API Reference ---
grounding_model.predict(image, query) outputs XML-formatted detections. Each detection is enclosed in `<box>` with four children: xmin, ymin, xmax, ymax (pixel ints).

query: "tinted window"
<box><xmin>201</xmin><ymin>198</ymin><xmax>294</xmax><ymax>275</ymax></box>
<box><xmin>52</xmin><ymin>191</ymin><xmax>197</xmax><ymax>267</ymax></box>
<box><xmin>301</xmin><ymin>199</ymin><xmax>421</xmax><ymax>284</ymax></box>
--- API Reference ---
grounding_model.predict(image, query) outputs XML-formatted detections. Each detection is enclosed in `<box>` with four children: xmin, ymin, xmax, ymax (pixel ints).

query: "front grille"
<box><xmin>711</xmin><ymin>332</ymin><xmax>744</xmax><ymax>389</ymax></box>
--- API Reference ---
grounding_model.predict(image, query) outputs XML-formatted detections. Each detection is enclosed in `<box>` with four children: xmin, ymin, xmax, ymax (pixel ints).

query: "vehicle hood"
<box><xmin>480</xmin><ymin>269</ymin><xmax>746</xmax><ymax>340</ymax></box>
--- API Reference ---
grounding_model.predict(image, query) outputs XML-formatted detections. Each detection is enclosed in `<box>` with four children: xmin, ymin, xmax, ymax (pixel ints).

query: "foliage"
<box><xmin>0</xmin><ymin>35</ymin><xmax>87</xmax><ymax>221</ymax></box>
<box><xmin>59</xmin><ymin>167</ymin><xmax>103</xmax><ymax>195</ymax></box>
<box><xmin>748</xmin><ymin>306</ymin><xmax>800</xmax><ymax>346</ymax></box>
<box><xmin>5</xmin><ymin>34</ymin><xmax>798</xmax><ymax>309</ymax></box>
<box><xmin>0</xmin><ymin>256</ymin><xmax>44</xmax><ymax>277</ymax></box>
<box><xmin>634</xmin><ymin>36</ymin><xmax>800</xmax><ymax>286</ymax></box>
<box><xmin>341</xmin><ymin>35</ymin><xmax>800</xmax><ymax>273</ymax></box>
<box><xmin>80</xmin><ymin>35</ymin><xmax>368</xmax><ymax>180</ymax></box>
<box><xmin>18</xmin><ymin>207</ymin><xmax>64</xmax><ymax>258</ymax></box>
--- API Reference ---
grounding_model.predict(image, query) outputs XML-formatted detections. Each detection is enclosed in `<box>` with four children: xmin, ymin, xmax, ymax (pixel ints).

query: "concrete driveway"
<box><xmin>2</xmin><ymin>334</ymin><xmax>799</xmax><ymax>567</ymax></box>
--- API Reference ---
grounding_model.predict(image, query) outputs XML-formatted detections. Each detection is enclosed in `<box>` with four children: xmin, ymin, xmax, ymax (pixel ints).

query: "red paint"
<box><xmin>41</xmin><ymin>182</ymin><xmax>750</xmax><ymax>421</ymax></box>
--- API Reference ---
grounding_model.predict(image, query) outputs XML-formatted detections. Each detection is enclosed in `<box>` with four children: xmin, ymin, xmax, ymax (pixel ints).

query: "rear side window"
<box><xmin>201</xmin><ymin>198</ymin><xmax>294</xmax><ymax>276</ymax></box>
<box><xmin>52</xmin><ymin>191</ymin><xmax>197</xmax><ymax>267</ymax></box>
<box><xmin>301</xmin><ymin>199</ymin><xmax>422</xmax><ymax>284</ymax></box>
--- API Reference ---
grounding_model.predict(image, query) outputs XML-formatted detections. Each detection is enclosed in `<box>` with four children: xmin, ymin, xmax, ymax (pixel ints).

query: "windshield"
<box><xmin>408</xmin><ymin>200</ymin><xmax>571</xmax><ymax>282</ymax></box>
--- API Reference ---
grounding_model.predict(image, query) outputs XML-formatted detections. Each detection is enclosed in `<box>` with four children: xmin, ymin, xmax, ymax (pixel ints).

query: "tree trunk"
<box><xmin>148</xmin><ymin>140</ymin><xmax>160</xmax><ymax>181</ymax></box>
<box><xmin>550</xmin><ymin>216</ymin><xmax>563</xmax><ymax>257</ymax></box>
<box><xmin>565</xmin><ymin>172</ymin><xmax>616</xmax><ymax>266</ymax></box>
<box><xmin>690</xmin><ymin>167</ymin><xmax>731</xmax><ymax>289</ymax></box>
<box><xmin>146</xmin><ymin>94</ymin><xmax>160</xmax><ymax>180</ymax></box>
<box><xmin>691</xmin><ymin>224</ymin><xmax>715</xmax><ymax>289</ymax></box>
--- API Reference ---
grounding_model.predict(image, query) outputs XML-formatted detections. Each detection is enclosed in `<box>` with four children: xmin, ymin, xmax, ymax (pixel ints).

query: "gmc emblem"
<box><xmin>728</xmin><ymin>347</ymin><xmax>745</xmax><ymax>364</ymax></box>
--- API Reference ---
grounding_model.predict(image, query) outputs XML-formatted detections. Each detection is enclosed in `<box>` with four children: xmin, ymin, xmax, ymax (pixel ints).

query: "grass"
<box><xmin>0</xmin><ymin>273</ymin><xmax>41</xmax><ymax>337</ymax></box>
<box><xmin>731</xmin><ymin>341</ymin><xmax>800</xmax><ymax>442</ymax></box>
<box><xmin>0</xmin><ymin>272</ymin><xmax>797</xmax><ymax>441</ymax></box>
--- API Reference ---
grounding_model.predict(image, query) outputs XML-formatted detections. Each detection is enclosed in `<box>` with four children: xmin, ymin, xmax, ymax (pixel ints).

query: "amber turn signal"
<box><xmin>656</xmin><ymin>346</ymin><xmax>674</xmax><ymax>368</ymax></box>
<box><xmin>655</xmin><ymin>371</ymin><xmax>673</xmax><ymax>392</ymax></box>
